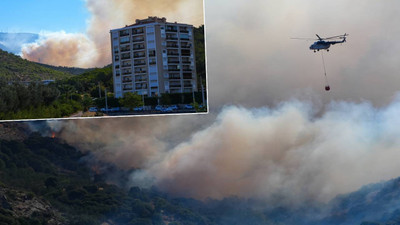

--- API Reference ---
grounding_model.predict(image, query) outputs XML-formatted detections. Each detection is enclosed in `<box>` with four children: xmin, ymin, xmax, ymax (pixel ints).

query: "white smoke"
<box><xmin>48</xmin><ymin>96</ymin><xmax>400</xmax><ymax>206</ymax></box>
<box><xmin>22</xmin><ymin>31</ymin><xmax>98</xmax><ymax>68</ymax></box>
<box><xmin>20</xmin><ymin>0</ymin><xmax>204</xmax><ymax>68</ymax></box>
<box><xmin>126</xmin><ymin>97</ymin><xmax>400</xmax><ymax>204</ymax></box>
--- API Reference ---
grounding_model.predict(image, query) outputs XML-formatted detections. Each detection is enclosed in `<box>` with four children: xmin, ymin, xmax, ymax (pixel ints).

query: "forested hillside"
<box><xmin>0</xmin><ymin>49</ymin><xmax>71</xmax><ymax>81</ymax></box>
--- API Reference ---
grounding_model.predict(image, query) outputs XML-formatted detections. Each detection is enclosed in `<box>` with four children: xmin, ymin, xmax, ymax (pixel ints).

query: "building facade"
<box><xmin>110</xmin><ymin>17</ymin><xmax>197</xmax><ymax>98</ymax></box>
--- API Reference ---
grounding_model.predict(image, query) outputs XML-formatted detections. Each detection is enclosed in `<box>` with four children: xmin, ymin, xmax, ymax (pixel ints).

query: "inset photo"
<box><xmin>0</xmin><ymin>0</ymin><xmax>207</xmax><ymax>121</ymax></box>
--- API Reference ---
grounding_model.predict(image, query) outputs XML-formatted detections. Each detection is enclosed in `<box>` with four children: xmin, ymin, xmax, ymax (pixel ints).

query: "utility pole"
<box><xmin>192</xmin><ymin>83</ymin><xmax>196</xmax><ymax>105</ymax></box>
<box><xmin>98</xmin><ymin>82</ymin><xmax>102</xmax><ymax>98</ymax></box>
<box><xmin>200</xmin><ymin>77</ymin><xmax>205</xmax><ymax>106</ymax></box>
<box><xmin>105</xmin><ymin>88</ymin><xmax>108</xmax><ymax>113</ymax></box>
<box><xmin>142</xmin><ymin>92</ymin><xmax>145</xmax><ymax>108</ymax></box>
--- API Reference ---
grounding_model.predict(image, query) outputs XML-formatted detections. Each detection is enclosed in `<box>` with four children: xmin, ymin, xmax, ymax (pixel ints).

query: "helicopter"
<box><xmin>292</xmin><ymin>33</ymin><xmax>348</xmax><ymax>52</ymax></box>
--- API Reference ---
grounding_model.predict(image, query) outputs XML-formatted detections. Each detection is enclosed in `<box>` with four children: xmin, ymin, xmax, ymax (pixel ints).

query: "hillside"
<box><xmin>0</xmin><ymin>132</ymin><xmax>214</xmax><ymax>225</ymax></box>
<box><xmin>0</xmin><ymin>49</ymin><xmax>72</xmax><ymax>81</ymax></box>
<box><xmin>35</xmin><ymin>62</ymin><xmax>94</xmax><ymax>75</ymax></box>
<box><xmin>3</xmin><ymin>124</ymin><xmax>400</xmax><ymax>224</ymax></box>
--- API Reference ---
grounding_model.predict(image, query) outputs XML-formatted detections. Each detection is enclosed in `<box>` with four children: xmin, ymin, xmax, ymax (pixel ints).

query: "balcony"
<box><xmin>166</xmin><ymin>26</ymin><xmax>178</xmax><ymax>32</ymax></box>
<box><xmin>132</xmin><ymin>37</ymin><xmax>145</xmax><ymax>42</ymax></box>
<box><xmin>122</xmin><ymin>79</ymin><xmax>133</xmax><ymax>83</ymax></box>
<box><xmin>179</xmin><ymin>28</ymin><xmax>189</xmax><ymax>33</ymax></box>
<box><xmin>168</xmin><ymin>66</ymin><xmax>180</xmax><ymax>71</ymax></box>
<box><xmin>170</xmin><ymin>84</ymin><xmax>181</xmax><ymax>88</ymax></box>
<box><xmin>167</xmin><ymin>52</ymin><xmax>179</xmax><ymax>56</ymax></box>
<box><xmin>135</xmin><ymin>62</ymin><xmax>146</xmax><ymax>66</ymax></box>
<box><xmin>166</xmin><ymin>35</ymin><xmax>178</xmax><ymax>40</ymax></box>
<box><xmin>122</xmin><ymin>71</ymin><xmax>132</xmax><ymax>75</ymax></box>
<box><xmin>120</xmin><ymin>47</ymin><xmax>130</xmax><ymax>52</ymax></box>
<box><xmin>134</xmin><ymin>70</ymin><xmax>147</xmax><ymax>74</ymax></box>
<box><xmin>181</xmin><ymin>44</ymin><xmax>191</xmax><ymax>49</ymax></box>
<box><xmin>132</xmin><ymin>29</ymin><xmax>144</xmax><ymax>35</ymax></box>
<box><xmin>121</xmin><ymin>53</ymin><xmax>131</xmax><ymax>60</ymax></box>
<box><xmin>168</xmin><ymin>60</ymin><xmax>180</xmax><ymax>64</ymax></box>
<box><xmin>121</xmin><ymin>63</ymin><xmax>131</xmax><ymax>68</ymax></box>
<box><xmin>184</xmin><ymin>82</ymin><xmax>192</xmax><ymax>87</ymax></box>
<box><xmin>133</xmin><ymin>53</ymin><xmax>146</xmax><ymax>58</ymax></box>
<box><xmin>135</xmin><ymin>84</ymin><xmax>148</xmax><ymax>89</ymax></box>
<box><xmin>169</xmin><ymin>75</ymin><xmax>180</xmax><ymax>79</ymax></box>
<box><xmin>133</xmin><ymin>44</ymin><xmax>145</xmax><ymax>50</ymax></box>
<box><xmin>167</xmin><ymin>42</ymin><xmax>178</xmax><ymax>48</ymax></box>
<box><xmin>181</xmin><ymin>52</ymin><xmax>191</xmax><ymax>56</ymax></box>
<box><xmin>182</xmin><ymin>60</ymin><xmax>191</xmax><ymax>64</ymax></box>
<box><xmin>183</xmin><ymin>74</ymin><xmax>192</xmax><ymax>79</ymax></box>
<box><xmin>120</xmin><ymin>30</ymin><xmax>129</xmax><ymax>36</ymax></box>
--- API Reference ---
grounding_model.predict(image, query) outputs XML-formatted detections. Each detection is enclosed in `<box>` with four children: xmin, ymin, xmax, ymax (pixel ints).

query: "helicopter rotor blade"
<box><xmin>290</xmin><ymin>37</ymin><xmax>317</xmax><ymax>41</ymax></box>
<box><xmin>323</xmin><ymin>33</ymin><xmax>349</xmax><ymax>40</ymax></box>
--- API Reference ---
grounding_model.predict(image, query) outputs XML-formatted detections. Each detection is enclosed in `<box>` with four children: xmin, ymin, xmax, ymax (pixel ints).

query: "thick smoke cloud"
<box><xmin>22</xmin><ymin>31</ymin><xmax>97</xmax><ymax>68</ymax></box>
<box><xmin>21</xmin><ymin>0</ymin><xmax>204</xmax><ymax>67</ymax></box>
<box><xmin>50</xmin><ymin>97</ymin><xmax>400</xmax><ymax>206</ymax></box>
<box><xmin>146</xmin><ymin>99</ymin><xmax>400</xmax><ymax>204</ymax></box>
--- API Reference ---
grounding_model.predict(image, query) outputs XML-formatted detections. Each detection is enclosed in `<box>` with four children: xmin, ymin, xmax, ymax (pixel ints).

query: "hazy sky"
<box><xmin>0</xmin><ymin>0</ymin><xmax>89</xmax><ymax>33</ymax></box>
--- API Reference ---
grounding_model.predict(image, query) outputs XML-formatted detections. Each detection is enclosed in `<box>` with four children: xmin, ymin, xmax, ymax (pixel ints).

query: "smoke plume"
<box><xmin>46</xmin><ymin>96</ymin><xmax>400</xmax><ymax>206</ymax></box>
<box><xmin>22</xmin><ymin>31</ymin><xmax>97</xmax><ymax>68</ymax></box>
<box><xmin>21</xmin><ymin>0</ymin><xmax>204</xmax><ymax>67</ymax></box>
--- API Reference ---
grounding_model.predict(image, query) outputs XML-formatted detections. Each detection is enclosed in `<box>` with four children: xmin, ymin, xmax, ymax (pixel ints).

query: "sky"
<box><xmin>0</xmin><ymin>0</ymin><xmax>89</xmax><ymax>33</ymax></box>
<box><xmin>9</xmin><ymin>0</ymin><xmax>400</xmax><ymax>207</ymax></box>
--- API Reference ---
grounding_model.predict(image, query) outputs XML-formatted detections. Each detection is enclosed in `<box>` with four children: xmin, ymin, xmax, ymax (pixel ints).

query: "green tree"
<box><xmin>82</xmin><ymin>94</ymin><xmax>93</xmax><ymax>111</ymax></box>
<box><xmin>160</xmin><ymin>94</ymin><xmax>171</xmax><ymax>105</ymax></box>
<box><xmin>119</xmin><ymin>92</ymin><xmax>143</xmax><ymax>110</ymax></box>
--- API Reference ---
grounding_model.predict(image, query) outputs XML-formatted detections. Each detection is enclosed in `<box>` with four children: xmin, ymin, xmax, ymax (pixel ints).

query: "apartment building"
<box><xmin>110</xmin><ymin>17</ymin><xmax>197</xmax><ymax>98</ymax></box>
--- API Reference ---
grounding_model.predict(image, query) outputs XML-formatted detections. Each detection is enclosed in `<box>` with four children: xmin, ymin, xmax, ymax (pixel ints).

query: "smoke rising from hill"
<box><xmin>45</xmin><ymin>97</ymin><xmax>400</xmax><ymax>205</ymax></box>
<box><xmin>22</xmin><ymin>31</ymin><xmax>97</xmax><ymax>68</ymax></box>
<box><xmin>21</xmin><ymin>0</ymin><xmax>204</xmax><ymax>67</ymax></box>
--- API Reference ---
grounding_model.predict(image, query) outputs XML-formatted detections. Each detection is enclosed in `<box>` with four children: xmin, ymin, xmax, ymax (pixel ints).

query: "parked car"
<box><xmin>169</xmin><ymin>105</ymin><xmax>178</xmax><ymax>110</ymax></box>
<box><xmin>89</xmin><ymin>107</ymin><xmax>98</xmax><ymax>112</ymax></box>
<box><xmin>155</xmin><ymin>105</ymin><xmax>163</xmax><ymax>111</ymax></box>
<box><xmin>183</xmin><ymin>104</ymin><xmax>194</xmax><ymax>109</ymax></box>
<box><xmin>161</xmin><ymin>107</ymin><xmax>173</xmax><ymax>112</ymax></box>
<box><xmin>134</xmin><ymin>106</ymin><xmax>143</xmax><ymax>111</ymax></box>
